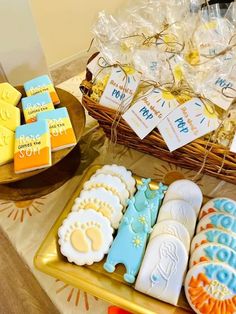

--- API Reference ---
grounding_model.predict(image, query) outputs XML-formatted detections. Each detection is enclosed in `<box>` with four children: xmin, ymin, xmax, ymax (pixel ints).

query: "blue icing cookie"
<box><xmin>121</xmin><ymin>197</ymin><xmax>152</xmax><ymax>233</ymax></box>
<box><xmin>190</xmin><ymin>243</ymin><xmax>236</xmax><ymax>270</ymax></box>
<box><xmin>214</xmin><ymin>198</ymin><xmax>236</xmax><ymax>216</ymax></box>
<box><xmin>190</xmin><ymin>228</ymin><xmax>236</xmax><ymax>254</ymax></box>
<box><xmin>197</xmin><ymin>213</ymin><xmax>236</xmax><ymax>235</ymax></box>
<box><xmin>103</xmin><ymin>221</ymin><xmax>150</xmax><ymax>283</ymax></box>
<box><xmin>199</xmin><ymin>198</ymin><xmax>236</xmax><ymax>220</ymax></box>
<box><xmin>135</xmin><ymin>179</ymin><xmax>167</xmax><ymax>226</ymax></box>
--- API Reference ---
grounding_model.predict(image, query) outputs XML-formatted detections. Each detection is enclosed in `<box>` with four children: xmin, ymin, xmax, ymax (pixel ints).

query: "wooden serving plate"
<box><xmin>0</xmin><ymin>87</ymin><xmax>85</xmax><ymax>184</ymax></box>
<box><xmin>0</xmin><ymin>143</ymin><xmax>81</xmax><ymax>201</ymax></box>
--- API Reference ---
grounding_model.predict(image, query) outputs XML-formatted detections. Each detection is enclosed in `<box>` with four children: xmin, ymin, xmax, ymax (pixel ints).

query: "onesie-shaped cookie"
<box><xmin>135</xmin><ymin>179</ymin><xmax>167</xmax><ymax>227</ymax></box>
<box><xmin>103</xmin><ymin>197</ymin><xmax>152</xmax><ymax>283</ymax></box>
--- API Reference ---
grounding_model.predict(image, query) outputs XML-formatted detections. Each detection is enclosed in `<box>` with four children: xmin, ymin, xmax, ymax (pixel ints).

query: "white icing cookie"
<box><xmin>150</xmin><ymin>220</ymin><xmax>190</xmax><ymax>252</ymax></box>
<box><xmin>190</xmin><ymin>228</ymin><xmax>236</xmax><ymax>254</ymax></box>
<box><xmin>135</xmin><ymin>234</ymin><xmax>188</xmax><ymax>306</ymax></box>
<box><xmin>83</xmin><ymin>174</ymin><xmax>129</xmax><ymax>206</ymax></box>
<box><xmin>185</xmin><ymin>262</ymin><xmax>236</xmax><ymax>314</ymax></box>
<box><xmin>163</xmin><ymin>179</ymin><xmax>203</xmax><ymax>214</ymax></box>
<box><xmin>58</xmin><ymin>209</ymin><xmax>113</xmax><ymax>265</ymax></box>
<box><xmin>95</xmin><ymin>164</ymin><xmax>136</xmax><ymax>196</ymax></box>
<box><xmin>189</xmin><ymin>243</ymin><xmax>236</xmax><ymax>270</ymax></box>
<box><xmin>158</xmin><ymin>200</ymin><xmax>196</xmax><ymax>238</ymax></box>
<box><xmin>199</xmin><ymin>198</ymin><xmax>236</xmax><ymax>220</ymax></box>
<box><xmin>72</xmin><ymin>188</ymin><xmax>123</xmax><ymax>229</ymax></box>
<box><xmin>196</xmin><ymin>212</ymin><xmax>236</xmax><ymax>235</ymax></box>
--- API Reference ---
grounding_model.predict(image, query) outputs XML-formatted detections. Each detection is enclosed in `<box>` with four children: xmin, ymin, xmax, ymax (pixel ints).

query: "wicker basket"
<box><xmin>80</xmin><ymin>54</ymin><xmax>236</xmax><ymax>185</ymax></box>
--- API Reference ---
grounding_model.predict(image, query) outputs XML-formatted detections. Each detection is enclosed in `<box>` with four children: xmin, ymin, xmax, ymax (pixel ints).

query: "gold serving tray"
<box><xmin>34</xmin><ymin>165</ymin><xmax>192</xmax><ymax>314</ymax></box>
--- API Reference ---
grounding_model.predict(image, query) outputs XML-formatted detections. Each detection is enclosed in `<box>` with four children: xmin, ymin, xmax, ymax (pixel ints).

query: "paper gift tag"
<box><xmin>204</xmin><ymin>75</ymin><xmax>236</xmax><ymax>111</ymax></box>
<box><xmin>123</xmin><ymin>88</ymin><xmax>179</xmax><ymax>139</ymax></box>
<box><xmin>99</xmin><ymin>66</ymin><xmax>141</xmax><ymax>110</ymax></box>
<box><xmin>158</xmin><ymin>98</ymin><xmax>219</xmax><ymax>152</ymax></box>
<box><xmin>87</xmin><ymin>53</ymin><xmax>109</xmax><ymax>77</ymax></box>
<box><xmin>230</xmin><ymin>132</ymin><xmax>236</xmax><ymax>153</ymax></box>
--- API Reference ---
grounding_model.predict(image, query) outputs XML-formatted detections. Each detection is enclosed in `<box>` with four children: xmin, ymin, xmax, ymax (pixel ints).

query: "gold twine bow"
<box><xmin>121</xmin><ymin>21</ymin><xmax>185</xmax><ymax>54</ymax></box>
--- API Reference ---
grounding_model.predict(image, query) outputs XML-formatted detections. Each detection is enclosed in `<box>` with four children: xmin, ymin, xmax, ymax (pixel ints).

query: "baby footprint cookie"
<box><xmin>95</xmin><ymin>164</ymin><xmax>136</xmax><ymax>196</ymax></box>
<box><xmin>58</xmin><ymin>209</ymin><xmax>113</xmax><ymax>265</ymax></box>
<box><xmin>83</xmin><ymin>174</ymin><xmax>129</xmax><ymax>206</ymax></box>
<box><xmin>72</xmin><ymin>188</ymin><xmax>123</xmax><ymax>229</ymax></box>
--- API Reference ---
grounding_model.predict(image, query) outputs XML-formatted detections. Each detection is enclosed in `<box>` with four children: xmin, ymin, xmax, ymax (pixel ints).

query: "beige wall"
<box><xmin>0</xmin><ymin>0</ymin><xmax>48</xmax><ymax>85</ymax></box>
<box><xmin>30</xmin><ymin>0</ymin><xmax>125</xmax><ymax>68</ymax></box>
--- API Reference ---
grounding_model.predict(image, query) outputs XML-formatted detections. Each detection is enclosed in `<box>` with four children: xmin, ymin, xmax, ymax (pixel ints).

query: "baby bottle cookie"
<box><xmin>185</xmin><ymin>262</ymin><xmax>236</xmax><ymax>314</ymax></box>
<box><xmin>163</xmin><ymin>179</ymin><xmax>203</xmax><ymax>214</ymax></box>
<box><xmin>199</xmin><ymin>198</ymin><xmax>236</xmax><ymax>219</ymax></box>
<box><xmin>158</xmin><ymin>199</ymin><xmax>196</xmax><ymax>237</ymax></box>
<box><xmin>197</xmin><ymin>212</ymin><xmax>236</xmax><ymax>235</ymax></box>
<box><xmin>58</xmin><ymin>209</ymin><xmax>113</xmax><ymax>265</ymax></box>
<box><xmin>150</xmin><ymin>220</ymin><xmax>190</xmax><ymax>252</ymax></box>
<box><xmin>83</xmin><ymin>174</ymin><xmax>129</xmax><ymax>206</ymax></box>
<box><xmin>72</xmin><ymin>188</ymin><xmax>123</xmax><ymax>229</ymax></box>
<box><xmin>135</xmin><ymin>234</ymin><xmax>188</xmax><ymax>306</ymax></box>
<box><xmin>95</xmin><ymin>164</ymin><xmax>136</xmax><ymax>196</ymax></box>
<box><xmin>189</xmin><ymin>243</ymin><xmax>236</xmax><ymax>270</ymax></box>
<box><xmin>190</xmin><ymin>228</ymin><xmax>236</xmax><ymax>254</ymax></box>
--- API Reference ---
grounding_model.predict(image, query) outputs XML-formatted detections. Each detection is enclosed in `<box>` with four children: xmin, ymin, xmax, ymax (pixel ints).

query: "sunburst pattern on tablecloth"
<box><xmin>153</xmin><ymin>162</ymin><xmax>204</xmax><ymax>186</ymax></box>
<box><xmin>55</xmin><ymin>279</ymin><xmax>98</xmax><ymax>311</ymax></box>
<box><xmin>0</xmin><ymin>197</ymin><xmax>46</xmax><ymax>223</ymax></box>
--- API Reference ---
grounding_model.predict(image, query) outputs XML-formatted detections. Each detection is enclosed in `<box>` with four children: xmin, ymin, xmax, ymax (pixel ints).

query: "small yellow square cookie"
<box><xmin>0</xmin><ymin>83</ymin><xmax>21</xmax><ymax>106</ymax></box>
<box><xmin>0</xmin><ymin>125</ymin><xmax>14</xmax><ymax>165</ymax></box>
<box><xmin>0</xmin><ymin>100</ymin><xmax>21</xmax><ymax>131</ymax></box>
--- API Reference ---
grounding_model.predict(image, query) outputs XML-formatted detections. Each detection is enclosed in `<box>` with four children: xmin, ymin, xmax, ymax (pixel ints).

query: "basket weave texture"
<box><xmin>80</xmin><ymin>55</ymin><xmax>236</xmax><ymax>185</ymax></box>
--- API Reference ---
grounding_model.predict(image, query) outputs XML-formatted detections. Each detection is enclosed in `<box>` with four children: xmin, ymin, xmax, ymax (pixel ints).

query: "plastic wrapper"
<box><xmin>90</xmin><ymin>0</ymin><xmax>236</xmax><ymax>144</ymax></box>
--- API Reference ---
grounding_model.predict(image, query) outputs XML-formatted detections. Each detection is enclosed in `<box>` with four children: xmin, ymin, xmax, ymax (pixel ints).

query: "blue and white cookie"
<box><xmin>185</xmin><ymin>262</ymin><xmax>236</xmax><ymax>314</ymax></box>
<box><xmin>197</xmin><ymin>212</ymin><xmax>236</xmax><ymax>235</ymax></box>
<box><xmin>189</xmin><ymin>243</ymin><xmax>236</xmax><ymax>270</ymax></box>
<box><xmin>199</xmin><ymin>198</ymin><xmax>236</xmax><ymax>219</ymax></box>
<box><xmin>190</xmin><ymin>228</ymin><xmax>236</xmax><ymax>254</ymax></box>
<box><xmin>58</xmin><ymin>209</ymin><xmax>113</xmax><ymax>265</ymax></box>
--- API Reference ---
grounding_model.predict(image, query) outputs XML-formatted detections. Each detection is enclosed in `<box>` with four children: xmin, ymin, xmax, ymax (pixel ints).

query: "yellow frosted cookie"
<box><xmin>0</xmin><ymin>83</ymin><xmax>21</xmax><ymax>106</ymax></box>
<box><xmin>0</xmin><ymin>125</ymin><xmax>14</xmax><ymax>165</ymax></box>
<box><xmin>0</xmin><ymin>100</ymin><xmax>21</xmax><ymax>132</ymax></box>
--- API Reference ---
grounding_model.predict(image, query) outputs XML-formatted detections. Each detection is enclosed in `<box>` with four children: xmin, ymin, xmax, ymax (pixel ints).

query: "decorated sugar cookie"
<box><xmin>72</xmin><ymin>188</ymin><xmax>123</xmax><ymax>229</ymax></box>
<box><xmin>95</xmin><ymin>164</ymin><xmax>136</xmax><ymax>196</ymax></box>
<box><xmin>199</xmin><ymin>198</ymin><xmax>236</xmax><ymax>219</ymax></box>
<box><xmin>0</xmin><ymin>83</ymin><xmax>21</xmax><ymax>106</ymax></box>
<box><xmin>190</xmin><ymin>228</ymin><xmax>236</xmax><ymax>254</ymax></box>
<box><xmin>83</xmin><ymin>174</ymin><xmax>129</xmax><ymax>206</ymax></box>
<box><xmin>58</xmin><ymin>210</ymin><xmax>113</xmax><ymax>265</ymax></box>
<box><xmin>103</xmin><ymin>197</ymin><xmax>152</xmax><ymax>283</ymax></box>
<box><xmin>134</xmin><ymin>179</ymin><xmax>167</xmax><ymax>226</ymax></box>
<box><xmin>197</xmin><ymin>212</ymin><xmax>236</xmax><ymax>235</ymax></box>
<box><xmin>24</xmin><ymin>75</ymin><xmax>60</xmax><ymax>105</ymax></box>
<box><xmin>150</xmin><ymin>220</ymin><xmax>190</xmax><ymax>252</ymax></box>
<box><xmin>185</xmin><ymin>262</ymin><xmax>236</xmax><ymax>314</ymax></box>
<box><xmin>135</xmin><ymin>234</ymin><xmax>188</xmax><ymax>306</ymax></box>
<box><xmin>158</xmin><ymin>199</ymin><xmax>196</xmax><ymax>237</ymax></box>
<box><xmin>189</xmin><ymin>243</ymin><xmax>236</xmax><ymax>270</ymax></box>
<box><xmin>163</xmin><ymin>179</ymin><xmax>203</xmax><ymax>214</ymax></box>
